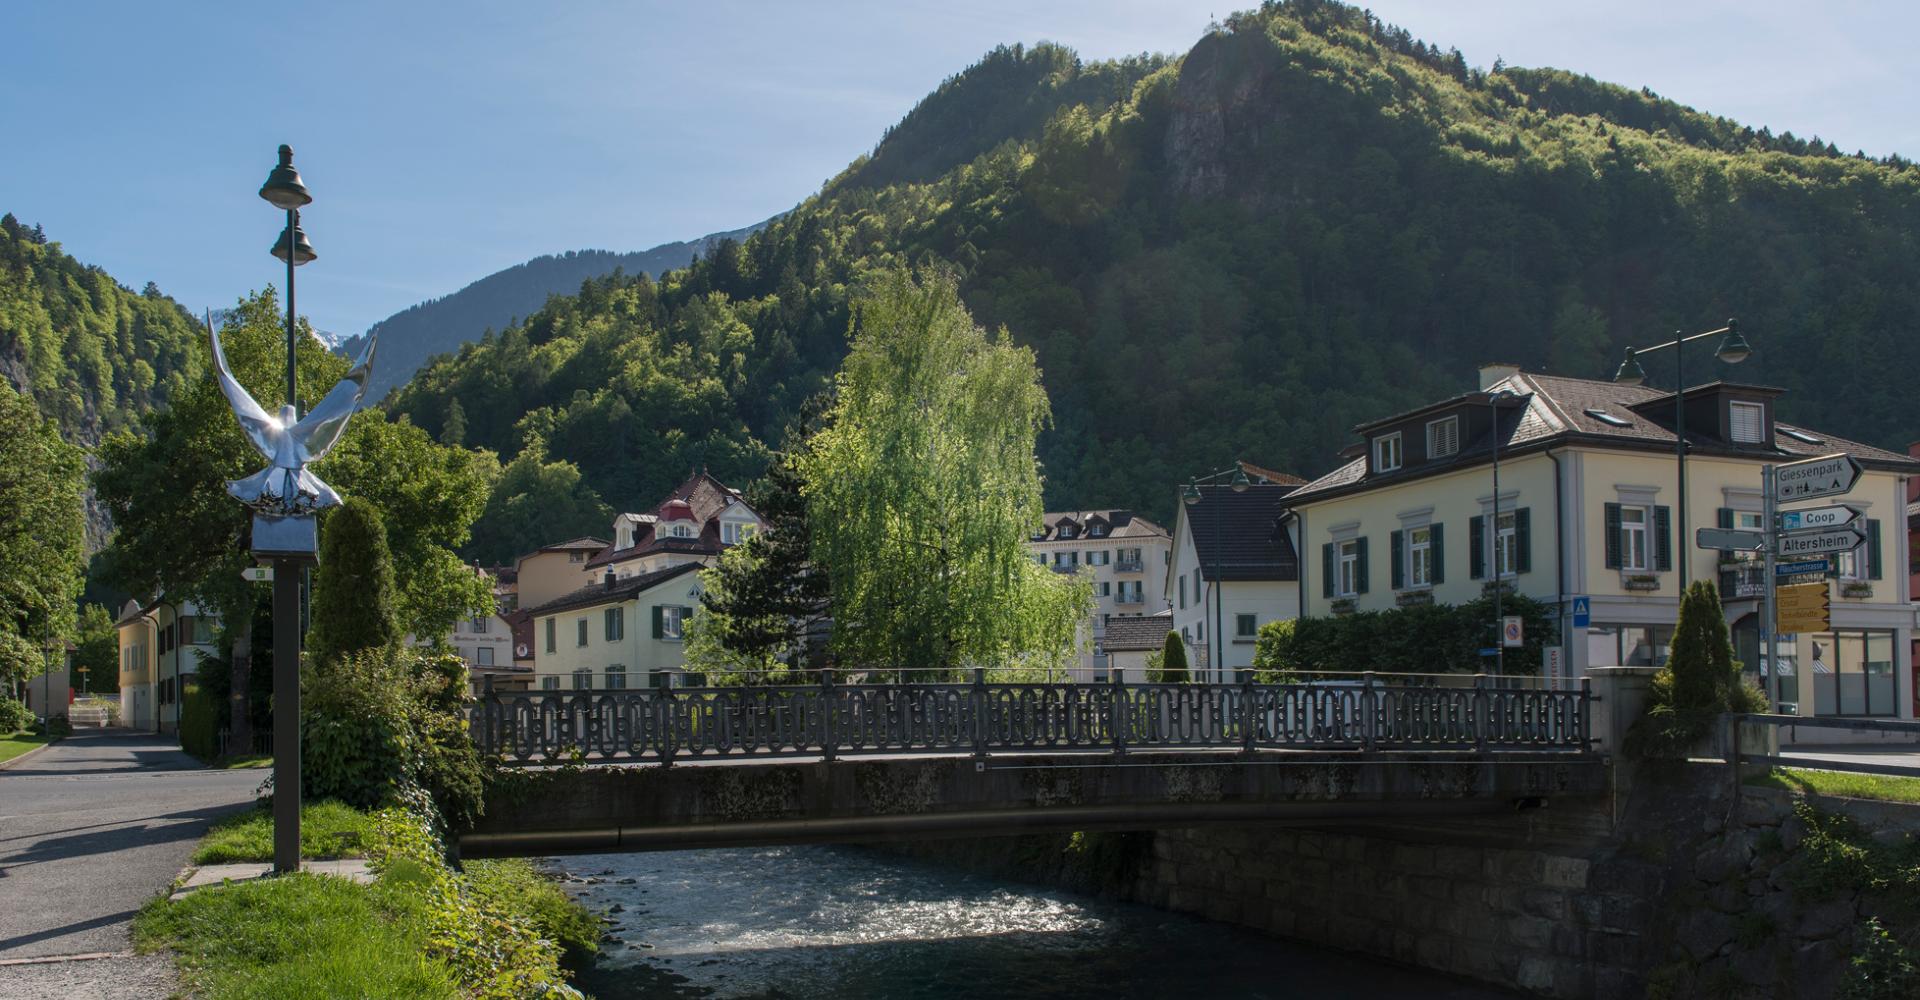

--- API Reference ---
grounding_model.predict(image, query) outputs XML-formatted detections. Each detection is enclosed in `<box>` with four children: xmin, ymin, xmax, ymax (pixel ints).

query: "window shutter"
<box><xmin>1654</xmin><ymin>505</ymin><xmax>1673</xmax><ymax>572</ymax></box>
<box><xmin>1355</xmin><ymin>536</ymin><xmax>1370</xmax><ymax>594</ymax></box>
<box><xmin>1604</xmin><ymin>504</ymin><xmax>1622</xmax><ymax>569</ymax></box>
<box><xmin>1515</xmin><ymin>508</ymin><xmax>1532</xmax><ymax>574</ymax></box>
<box><xmin>1716</xmin><ymin>508</ymin><xmax>1734</xmax><ymax>561</ymax></box>
<box><xmin>1868</xmin><ymin>519</ymin><xmax>1883</xmax><ymax>580</ymax></box>
<box><xmin>651</xmin><ymin>605</ymin><xmax>664</xmax><ymax>639</ymax></box>
<box><xmin>1430</xmin><ymin>523</ymin><xmax>1446</xmax><ymax>584</ymax></box>
<box><xmin>1390</xmin><ymin>530</ymin><xmax>1405</xmax><ymax>590</ymax></box>
<box><xmin>1469</xmin><ymin>516</ymin><xmax>1485</xmax><ymax>580</ymax></box>
<box><xmin>1321</xmin><ymin>543</ymin><xmax>1334</xmax><ymax>598</ymax></box>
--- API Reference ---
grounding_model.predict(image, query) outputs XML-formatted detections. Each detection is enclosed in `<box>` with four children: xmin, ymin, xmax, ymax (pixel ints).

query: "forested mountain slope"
<box><xmin>340</xmin><ymin>221</ymin><xmax>768</xmax><ymax>402</ymax></box>
<box><xmin>392</xmin><ymin>0</ymin><xmax>1920</xmax><ymax>525</ymax></box>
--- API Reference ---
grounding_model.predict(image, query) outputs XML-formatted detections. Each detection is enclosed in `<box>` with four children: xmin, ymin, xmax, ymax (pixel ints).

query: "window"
<box><xmin>192</xmin><ymin>617</ymin><xmax>215</xmax><ymax>644</ymax></box>
<box><xmin>721</xmin><ymin>521</ymin><xmax>754</xmax><ymax>545</ymax></box>
<box><xmin>672</xmin><ymin>523</ymin><xmax>695</xmax><ymax>538</ymax></box>
<box><xmin>1409</xmin><ymin>526</ymin><xmax>1433</xmax><ymax>587</ymax></box>
<box><xmin>1337</xmin><ymin>539</ymin><xmax>1361</xmax><ymax>597</ymax></box>
<box><xmin>569</xmin><ymin>550</ymin><xmax>587</xmax><ymax>563</ymax></box>
<box><xmin>656</xmin><ymin>605</ymin><xmax>687</xmax><ymax>640</ymax></box>
<box><xmin>1033</xmin><ymin>553</ymin><xmax>1047</xmax><ymax>565</ymax></box>
<box><xmin>1584</xmin><ymin>407</ymin><xmax>1634</xmax><ymax>428</ymax></box>
<box><xmin>572</xmin><ymin>669</ymin><xmax>593</xmax><ymax>690</ymax></box>
<box><xmin>544</xmin><ymin>618</ymin><xmax>556</xmax><ymax>654</ymax></box>
<box><xmin>1236</xmin><ymin>614</ymin><xmax>1257</xmax><ymax>638</ymax></box>
<box><xmin>1620</xmin><ymin>507</ymin><xmax>1649</xmax><ymax>571</ymax></box>
<box><xmin>1586</xmin><ymin>624</ymin><xmax>1674</xmax><ymax>667</ymax></box>
<box><xmin>1118</xmin><ymin>581</ymin><xmax>1142</xmax><ymax>603</ymax></box>
<box><xmin>541</xmin><ymin>676</ymin><xmax>560</xmax><ymax>691</ymax></box>
<box><xmin>1729</xmin><ymin>511</ymin><xmax>1765</xmax><ymax>563</ymax></box>
<box><xmin>1373</xmin><ymin>432</ymin><xmax>1402</xmax><ymax>472</ymax></box>
<box><xmin>1090</xmin><ymin>523</ymin><xmax>1106</xmax><ymax>537</ymax></box>
<box><xmin>1426</xmin><ymin>416</ymin><xmax>1459</xmax><ymax>458</ymax></box>
<box><xmin>476</xmin><ymin>646</ymin><xmax>494</xmax><ymax>666</ymax></box>
<box><xmin>1088</xmin><ymin>550</ymin><xmax>1109</xmax><ymax>566</ymax></box>
<box><xmin>1810</xmin><ymin>631</ymin><xmax>1896</xmax><ymax>717</ymax></box>
<box><xmin>576</xmin><ymin>618</ymin><xmax>589</xmax><ymax>646</ymax></box>
<box><xmin>1493</xmin><ymin>512</ymin><xmax>1518</xmax><ymax>578</ymax></box>
<box><xmin>1730</xmin><ymin>401</ymin><xmax>1766</xmax><ymax>444</ymax></box>
<box><xmin>470</xmin><ymin>616</ymin><xmax>488</xmax><ymax>633</ymax></box>
<box><xmin>1098</xmin><ymin>582</ymin><xmax>1111</xmax><ymax>596</ymax></box>
<box><xmin>1178</xmin><ymin>575</ymin><xmax>1187</xmax><ymax>609</ymax></box>
<box><xmin>1060</xmin><ymin>524</ymin><xmax>1077</xmax><ymax>539</ymax></box>
<box><xmin>605</xmin><ymin>607</ymin><xmax>625</xmax><ymax>642</ymax></box>
<box><xmin>1780</xmin><ymin>427</ymin><xmax>1824</xmax><ymax>445</ymax></box>
<box><xmin>605</xmin><ymin>665</ymin><xmax>628</xmax><ymax>690</ymax></box>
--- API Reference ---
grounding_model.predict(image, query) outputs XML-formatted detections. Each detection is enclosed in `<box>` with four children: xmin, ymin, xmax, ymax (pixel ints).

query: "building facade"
<box><xmin>524</xmin><ymin>564</ymin><xmax>705</xmax><ymax>691</ymax></box>
<box><xmin>116</xmin><ymin>598</ymin><xmax>220</xmax><ymax>733</ymax></box>
<box><xmin>1284</xmin><ymin>365</ymin><xmax>1919</xmax><ymax>722</ymax></box>
<box><xmin>1165</xmin><ymin>476</ymin><xmax>1303</xmax><ymax>681</ymax></box>
<box><xmin>1027</xmin><ymin>510</ymin><xmax>1171</xmax><ymax>680</ymax></box>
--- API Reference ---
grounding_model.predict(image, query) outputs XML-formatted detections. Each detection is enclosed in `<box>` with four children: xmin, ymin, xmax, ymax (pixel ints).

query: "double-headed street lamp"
<box><xmin>1612</xmin><ymin>320</ymin><xmax>1753</xmax><ymax>589</ymax></box>
<box><xmin>1182</xmin><ymin>466</ymin><xmax>1251</xmax><ymax>683</ymax></box>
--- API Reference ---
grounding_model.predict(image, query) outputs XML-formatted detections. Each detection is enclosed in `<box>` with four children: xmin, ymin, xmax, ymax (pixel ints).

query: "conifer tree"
<box><xmin>1154</xmin><ymin>631</ymin><xmax>1190</xmax><ymax>683</ymax></box>
<box><xmin>306</xmin><ymin>498</ymin><xmax>401</xmax><ymax>667</ymax></box>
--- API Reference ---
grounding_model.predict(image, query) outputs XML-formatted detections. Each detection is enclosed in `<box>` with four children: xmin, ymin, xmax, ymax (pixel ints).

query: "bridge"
<box><xmin>461</xmin><ymin>675</ymin><xmax>1609</xmax><ymax>856</ymax></box>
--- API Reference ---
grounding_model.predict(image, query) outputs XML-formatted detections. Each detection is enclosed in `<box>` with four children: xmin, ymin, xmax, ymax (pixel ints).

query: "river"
<box><xmin>554</xmin><ymin>845</ymin><xmax>1515</xmax><ymax>999</ymax></box>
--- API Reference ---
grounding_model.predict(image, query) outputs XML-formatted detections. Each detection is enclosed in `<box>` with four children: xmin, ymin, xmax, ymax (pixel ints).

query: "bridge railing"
<box><xmin>472</xmin><ymin>671</ymin><xmax>1592</xmax><ymax>766</ymax></box>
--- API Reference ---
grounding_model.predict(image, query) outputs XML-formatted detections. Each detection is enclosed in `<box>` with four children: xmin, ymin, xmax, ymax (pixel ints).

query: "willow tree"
<box><xmin>801</xmin><ymin>268</ymin><xmax>1089</xmax><ymax>678</ymax></box>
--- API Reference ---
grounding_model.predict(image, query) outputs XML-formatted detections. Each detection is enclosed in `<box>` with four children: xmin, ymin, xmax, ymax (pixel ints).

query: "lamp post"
<box><xmin>1486</xmin><ymin>389</ymin><xmax>1517</xmax><ymax>677</ymax></box>
<box><xmin>1612</xmin><ymin>320</ymin><xmax>1752</xmax><ymax>591</ymax></box>
<box><xmin>259</xmin><ymin>145</ymin><xmax>314</xmax><ymax>877</ymax></box>
<box><xmin>1183</xmin><ymin>467</ymin><xmax>1251</xmax><ymax>683</ymax></box>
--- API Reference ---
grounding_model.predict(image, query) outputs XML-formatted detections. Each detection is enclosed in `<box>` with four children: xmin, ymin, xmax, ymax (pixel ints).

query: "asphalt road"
<box><xmin>0</xmin><ymin>728</ymin><xmax>258</xmax><ymax>997</ymax></box>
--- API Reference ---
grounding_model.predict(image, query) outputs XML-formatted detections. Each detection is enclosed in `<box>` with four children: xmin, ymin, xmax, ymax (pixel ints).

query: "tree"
<box><xmin>1152</xmin><ymin>631</ymin><xmax>1190</xmax><ymax>682</ymax></box>
<box><xmin>70</xmin><ymin>605</ymin><xmax>119</xmax><ymax>694</ymax></box>
<box><xmin>441</xmin><ymin>398</ymin><xmax>467</xmax><ymax>447</ymax></box>
<box><xmin>800</xmin><ymin>268</ymin><xmax>1090</xmax><ymax>676</ymax></box>
<box><xmin>307</xmin><ymin>499</ymin><xmax>401</xmax><ymax>667</ymax></box>
<box><xmin>1631</xmin><ymin>579</ymin><xmax>1767</xmax><ymax>756</ymax></box>
<box><xmin>461</xmin><ymin>443</ymin><xmax>611</xmax><ymax>567</ymax></box>
<box><xmin>0</xmin><ymin>384</ymin><xmax>85</xmax><ymax>690</ymax></box>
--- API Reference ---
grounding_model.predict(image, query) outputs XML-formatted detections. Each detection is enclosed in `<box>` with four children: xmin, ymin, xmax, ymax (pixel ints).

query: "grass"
<box><xmin>134</xmin><ymin>873</ymin><xmax>461</xmax><ymax>1000</ymax></box>
<box><xmin>466</xmin><ymin>858</ymin><xmax>603</xmax><ymax>966</ymax></box>
<box><xmin>216</xmin><ymin>754</ymin><xmax>273</xmax><ymax>769</ymax></box>
<box><xmin>0</xmin><ymin>730</ymin><xmax>56</xmax><ymax>765</ymax></box>
<box><xmin>193</xmin><ymin>800</ymin><xmax>378</xmax><ymax>864</ymax></box>
<box><xmin>1746</xmin><ymin>766</ymin><xmax>1920</xmax><ymax>804</ymax></box>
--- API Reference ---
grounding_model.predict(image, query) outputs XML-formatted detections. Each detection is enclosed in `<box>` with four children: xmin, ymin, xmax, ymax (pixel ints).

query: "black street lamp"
<box><xmin>1183</xmin><ymin>466</ymin><xmax>1251</xmax><ymax>683</ymax></box>
<box><xmin>1485</xmin><ymin>389</ymin><xmax>1518</xmax><ymax>677</ymax></box>
<box><xmin>259</xmin><ymin>144</ymin><xmax>314</xmax><ymax>876</ymax></box>
<box><xmin>1612</xmin><ymin>320</ymin><xmax>1752</xmax><ymax>590</ymax></box>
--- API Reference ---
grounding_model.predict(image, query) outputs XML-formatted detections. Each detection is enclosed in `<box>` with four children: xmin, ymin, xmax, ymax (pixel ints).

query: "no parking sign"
<box><xmin>1501</xmin><ymin>616</ymin><xmax>1523</xmax><ymax>648</ymax></box>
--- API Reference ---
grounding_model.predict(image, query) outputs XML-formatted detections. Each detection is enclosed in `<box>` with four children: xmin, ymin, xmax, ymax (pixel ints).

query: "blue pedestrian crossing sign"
<box><xmin>1570</xmin><ymin>596</ymin><xmax>1591</xmax><ymax>629</ymax></box>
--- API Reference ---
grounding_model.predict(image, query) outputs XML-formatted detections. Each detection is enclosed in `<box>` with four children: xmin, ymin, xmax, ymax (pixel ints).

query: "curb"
<box><xmin>0</xmin><ymin>738</ymin><xmax>60</xmax><ymax>771</ymax></box>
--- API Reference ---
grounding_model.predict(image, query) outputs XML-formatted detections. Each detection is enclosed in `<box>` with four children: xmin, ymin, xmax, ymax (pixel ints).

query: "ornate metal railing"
<box><xmin>474</xmin><ymin>672</ymin><xmax>1593</xmax><ymax>767</ymax></box>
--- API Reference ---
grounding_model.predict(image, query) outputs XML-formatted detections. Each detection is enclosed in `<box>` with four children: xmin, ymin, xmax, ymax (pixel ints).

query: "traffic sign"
<box><xmin>1570</xmin><ymin>596</ymin><xmax>1590</xmax><ymax>629</ymax></box>
<box><xmin>1696</xmin><ymin>527</ymin><xmax>1766</xmax><ymax>551</ymax></box>
<box><xmin>243</xmin><ymin>566</ymin><xmax>274</xmax><ymax>583</ymax></box>
<box><xmin>1776</xmin><ymin>582</ymin><xmax>1830</xmax><ymax>609</ymax></box>
<box><xmin>1778</xmin><ymin>505</ymin><xmax>1862</xmax><ymax>533</ymax></box>
<box><xmin>1775</xmin><ymin>581</ymin><xmax>1830</xmax><ymax>633</ymax></box>
<box><xmin>1501</xmin><ymin>616</ymin><xmax>1523</xmax><ymax>648</ymax></box>
<box><xmin>1774</xmin><ymin>453</ymin><xmax>1863</xmax><ymax>503</ymax></box>
<box><xmin>1776</xmin><ymin>524</ymin><xmax>1868</xmax><ymax>558</ymax></box>
<box><xmin>1775</xmin><ymin>558</ymin><xmax>1830</xmax><ymax>576</ymax></box>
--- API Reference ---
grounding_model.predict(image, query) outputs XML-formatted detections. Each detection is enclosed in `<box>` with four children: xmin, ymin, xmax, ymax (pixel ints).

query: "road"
<box><xmin>1778</xmin><ymin>743</ymin><xmax>1920</xmax><ymax>776</ymax></box>
<box><xmin>0</xmin><ymin>728</ymin><xmax>258</xmax><ymax>998</ymax></box>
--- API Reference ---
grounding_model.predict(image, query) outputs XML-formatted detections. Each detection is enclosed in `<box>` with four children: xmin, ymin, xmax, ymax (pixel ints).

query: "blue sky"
<box><xmin>5</xmin><ymin>1</ymin><xmax>1914</xmax><ymax>338</ymax></box>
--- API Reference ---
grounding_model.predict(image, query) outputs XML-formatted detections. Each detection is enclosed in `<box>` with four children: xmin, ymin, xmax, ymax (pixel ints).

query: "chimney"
<box><xmin>603</xmin><ymin>570</ymin><xmax>616</xmax><ymax>590</ymax></box>
<box><xmin>1479</xmin><ymin>362</ymin><xmax>1521</xmax><ymax>391</ymax></box>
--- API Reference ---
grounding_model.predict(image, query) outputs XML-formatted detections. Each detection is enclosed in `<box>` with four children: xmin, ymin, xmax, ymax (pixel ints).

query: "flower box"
<box><xmin>1840</xmin><ymin>582</ymin><xmax>1874</xmax><ymax>599</ymax></box>
<box><xmin>1394</xmin><ymin>590</ymin><xmax>1434</xmax><ymax>607</ymax></box>
<box><xmin>1331</xmin><ymin>598</ymin><xmax>1358</xmax><ymax>616</ymax></box>
<box><xmin>1623</xmin><ymin>575</ymin><xmax>1661</xmax><ymax>592</ymax></box>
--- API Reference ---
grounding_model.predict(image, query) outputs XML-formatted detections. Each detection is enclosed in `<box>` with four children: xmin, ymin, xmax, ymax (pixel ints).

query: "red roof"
<box><xmin>585</xmin><ymin>471</ymin><xmax>751</xmax><ymax>570</ymax></box>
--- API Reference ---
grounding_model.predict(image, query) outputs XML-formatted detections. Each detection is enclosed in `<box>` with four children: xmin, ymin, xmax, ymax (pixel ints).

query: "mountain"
<box><xmin>390</xmin><ymin>1</ymin><xmax>1920</xmax><ymax>528</ymax></box>
<box><xmin>339</xmin><ymin>221</ymin><xmax>769</xmax><ymax>402</ymax></box>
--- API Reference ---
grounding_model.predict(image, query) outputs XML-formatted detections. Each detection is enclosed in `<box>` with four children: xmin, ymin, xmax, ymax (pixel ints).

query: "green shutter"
<box><xmin>1654</xmin><ymin>506</ymin><xmax>1673</xmax><ymax>572</ymax></box>
<box><xmin>1514</xmin><ymin>507</ymin><xmax>1532</xmax><ymax>574</ymax></box>
<box><xmin>1430</xmin><ymin>523</ymin><xmax>1445</xmax><ymax>584</ymax></box>
<box><xmin>1321</xmin><ymin>543</ymin><xmax>1334</xmax><ymax>598</ymax></box>
<box><xmin>1355</xmin><ymin>536</ymin><xmax>1370</xmax><ymax>594</ymax></box>
<box><xmin>651</xmin><ymin>605</ymin><xmax>664</xmax><ymax>639</ymax></box>
<box><xmin>1716</xmin><ymin>507</ymin><xmax>1734</xmax><ymax>561</ymax></box>
<box><xmin>1868</xmin><ymin>519</ymin><xmax>1883</xmax><ymax>580</ymax></box>
<box><xmin>1604</xmin><ymin>504</ymin><xmax>1622</xmax><ymax>569</ymax></box>
<box><xmin>1469</xmin><ymin>516</ymin><xmax>1485</xmax><ymax>580</ymax></box>
<box><xmin>1390</xmin><ymin>530</ymin><xmax>1405</xmax><ymax>590</ymax></box>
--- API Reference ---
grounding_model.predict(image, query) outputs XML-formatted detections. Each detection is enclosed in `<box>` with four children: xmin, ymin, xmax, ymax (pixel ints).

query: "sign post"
<box><xmin>1761</xmin><ymin>453</ymin><xmax>1866</xmax><ymax>711</ymax></box>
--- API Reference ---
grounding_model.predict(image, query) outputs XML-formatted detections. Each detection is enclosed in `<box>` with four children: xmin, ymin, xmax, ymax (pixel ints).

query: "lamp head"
<box><xmin>271</xmin><ymin>214</ymin><xmax>317</xmax><ymax>265</ymax></box>
<box><xmin>1181</xmin><ymin>482</ymin><xmax>1202</xmax><ymax>506</ymax></box>
<box><xmin>1230</xmin><ymin>468</ymin><xmax>1251</xmax><ymax>493</ymax></box>
<box><xmin>259</xmin><ymin>144</ymin><xmax>312</xmax><ymax>210</ymax></box>
<box><xmin>1715</xmin><ymin>318</ymin><xmax>1751</xmax><ymax>364</ymax></box>
<box><xmin>1612</xmin><ymin>348</ymin><xmax>1646</xmax><ymax>386</ymax></box>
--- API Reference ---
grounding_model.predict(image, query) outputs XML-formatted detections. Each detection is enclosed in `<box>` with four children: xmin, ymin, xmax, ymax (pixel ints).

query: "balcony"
<box><xmin>1114</xmin><ymin>559</ymin><xmax>1144</xmax><ymax>573</ymax></box>
<box><xmin>1050</xmin><ymin>563</ymin><xmax>1081</xmax><ymax>574</ymax></box>
<box><xmin>1719</xmin><ymin>562</ymin><xmax>1766</xmax><ymax>600</ymax></box>
<box><xmin>1114</xmin><ymin>592</ymin><xmax>1145</xmax><ymax>605</ymax></box>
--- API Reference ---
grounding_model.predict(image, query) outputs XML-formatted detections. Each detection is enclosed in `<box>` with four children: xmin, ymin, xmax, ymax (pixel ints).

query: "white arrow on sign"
<box><xmin>1778</xmin><ymin>505</ymin><xmax>1862</xmax><ymax>533</ymax></box>
<box><xmin>242</xmin><ymin>566</ymin><xmax>274</xmax><ymax>583</ymax></box>
<box><xmin>1775</xmin><ymin>524</ymin><xmax>1869</xmax><ymax>557</ymax></box>
<box><xmin>1774</xmin><ymin>453</ymin><xmax>1864</xmax><ymax>503</ymax></box>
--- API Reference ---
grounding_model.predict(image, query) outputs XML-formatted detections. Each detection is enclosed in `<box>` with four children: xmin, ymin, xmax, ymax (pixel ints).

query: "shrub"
<box><xmin>307</xmin><ymin>499</ymin><xmax>401</xmax><ymax>668</ymax></box>
<box><xmin>1630</xmin><ymin>580</ymin><xmax>1769</xmax><ymax>757</ymax></box>
<box><xmin>0</xmin><ymin>695</ymin><xmax>31</xmax><ymax>732</ymax></box>
<box><xmin>1841</xmin><ymin>917</ymin><xmax>1920</xmax><ymax>1000</ymax></box>
<box><xmin>178</xmin><ymin>678</ymin><xmax>220</xmax><ymax>761</ymax></box>
<box><xmin>1151</xmin><ymin>631</ymin><xmax>1190</xmax><ymax>682</ymax></box>
<box><xmin>1252</xmin><ymin>592</ymin><xmax>1555</xmax><ymax>675</ymax></box>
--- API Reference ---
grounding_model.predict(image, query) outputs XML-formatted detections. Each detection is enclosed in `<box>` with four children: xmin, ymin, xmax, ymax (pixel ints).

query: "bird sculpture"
<box><xmin>208</xmin><ymin>316</ymin><xmax>376</xmax><ymax>517</ymax></box>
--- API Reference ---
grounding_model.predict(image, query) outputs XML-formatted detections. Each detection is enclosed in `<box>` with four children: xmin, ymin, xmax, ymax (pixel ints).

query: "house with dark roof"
<box><xmin>1284</xmin><ymin>363</ymin><xmax>1920</xmax><ymax>725</ymax></box>
<box><xmin>1027</xmin><ymin>510</ymin><xmax>1172</xmax><ymax>680</ymax></box>
<box><xmin>587</xmin><ymin>471</ymin><xmax>761</xmax><ymax>581</ymax></box>
<box><xmin>1102</xmin><ymin>610</ymin><xmax>1175</xmax><ymax>680</ymax></box>
<box><xmin>519</xmin><ymin>562</ymin><xmax>708</xmax><ymax>692</ymax></box>
<box><xmin>1166</xmin><ymin>472</ymin><xmax>1303</xmax><ymax>680</ymax></box>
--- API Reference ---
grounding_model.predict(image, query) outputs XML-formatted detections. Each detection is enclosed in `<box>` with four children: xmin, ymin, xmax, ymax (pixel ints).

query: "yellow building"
<box><xmin>116</xmin><ymin>598</ymin><xmax>219</xmax><ymax>733</ymax></box>
<box><xmin>1284</xmin><ymin>364</ymin><xmax>1920</xmax><ymax>725</ymax></box>
<box><xmin>523</xmin><ymin>564</ymin><xmax>706</xmax><ymax>691</ymax></box>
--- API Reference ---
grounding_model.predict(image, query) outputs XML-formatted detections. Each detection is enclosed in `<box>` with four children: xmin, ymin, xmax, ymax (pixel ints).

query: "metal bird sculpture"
<box><xmin>207</xmin><ymin>314</ymin><xmax>376</xmax><ymax>517</ymax></box>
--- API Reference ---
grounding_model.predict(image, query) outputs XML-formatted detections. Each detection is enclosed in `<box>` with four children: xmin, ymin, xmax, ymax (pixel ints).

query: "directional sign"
<box><xmin>1774</xmin><ymin>453</ymin><xmax>1864</xmax><ymax>504</ymax></box>
<box><xmin>1779</xmin><ymin>505</ymin><xmax>1862</xmax><ymax>533</ymax></box>
<box><xmin>243</xmin><ymin>565</ymin><xmax>274</xmax><ymax>583</ymax></box>
<box><xmin>1776</xmin><ymin>524</ymin><xmax>1869</xmax><ymax>558</ymax></box>
<box><xmin>1775</xmin><ymin>582</ymin><xmax>1830</xmax><ymax>634</ymax></box>
<box><xmin>1696</xmin><ymin>527</ymin><xmax>1766</xmax><ymax>551</ymax></box>
<box><xmin>1775</xmin><ymin>558</ymin><xmax>1830</xmax><ymax>577</ymax></box>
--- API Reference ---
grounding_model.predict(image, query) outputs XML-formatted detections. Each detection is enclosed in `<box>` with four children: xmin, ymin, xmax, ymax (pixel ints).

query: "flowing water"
<box><xmin>556</xmin><ymin>845</ymin><xmax>1515</xmax><ymax>1000</ymax></box>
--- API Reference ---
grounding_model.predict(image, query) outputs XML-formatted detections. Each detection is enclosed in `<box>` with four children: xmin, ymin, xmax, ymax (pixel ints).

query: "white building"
<box><xmin>1027</xmin><ymin>510</ymin><xmax>1171</xmax><ymax>680</ymax></box>
<box><xmin>116</xmin><ymin>598</ymin><xmax>219</xmax><ymax>733</ymax></box>
<box><xmin>1166</xmin><ymin>470</ymin><xmax>1305</xmax><ymax>681</ymax></box>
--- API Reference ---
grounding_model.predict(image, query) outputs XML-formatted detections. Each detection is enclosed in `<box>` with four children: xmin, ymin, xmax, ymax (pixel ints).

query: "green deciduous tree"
<box><xmin>800</xmin><ymin>268</ymin><xmax>1089</xmax><ymax>677</ymax></box>
<box><xmin>70</xmin><ymin>605</ymin><xmax>119</xmax><ymax>694</ymax></box>
<box><xmin>0</xmin><ymin>383</ymin><xmax>86</xmax><ymax>690</ymax></box>
<box><xmin>461</xmin><ymin>443</ymin><xmax>611</xmax><ymax>567</ymax></box>
<box><xmin>307</xmin><ymin>499</ymin><xmax>401</xmax><ymax>667</ymax></box>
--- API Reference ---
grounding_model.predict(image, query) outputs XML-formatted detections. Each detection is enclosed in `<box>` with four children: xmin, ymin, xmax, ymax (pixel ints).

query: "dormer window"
<box><xmin>1427</xmin><ymin>416</ymin><xmax>1460</xmax><ymax>459</ymax></box>
<box><xmin>721</xmin><ymin>521</ymin><xmax>756</xmax><ymax>545</ymax></box>
<box><xmin>1059</xmin><ymin>524</ymin><xmax>1077</xmax><ymax>539</ymax></box>
<box><xmin>1089</xmin><ymin>521</ymin><xmax>1107</xmax><ymax>537</ymax></box>
<box><xmin>1373</xmin><ymin>432</ymin><xmax>1403</xmax><ymax>473</ymax></box>
<box><xmin>1729</xmin><ymin>401</ymin><xmax>1766</xmax><ymax>444</ymax></box>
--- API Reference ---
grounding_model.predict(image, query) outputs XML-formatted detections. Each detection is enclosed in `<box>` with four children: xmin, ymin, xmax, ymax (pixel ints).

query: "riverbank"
<box><xmin>135</xmin><ymin>801</ymin><xmax>601</xmax><ymax>998</ymax></box>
